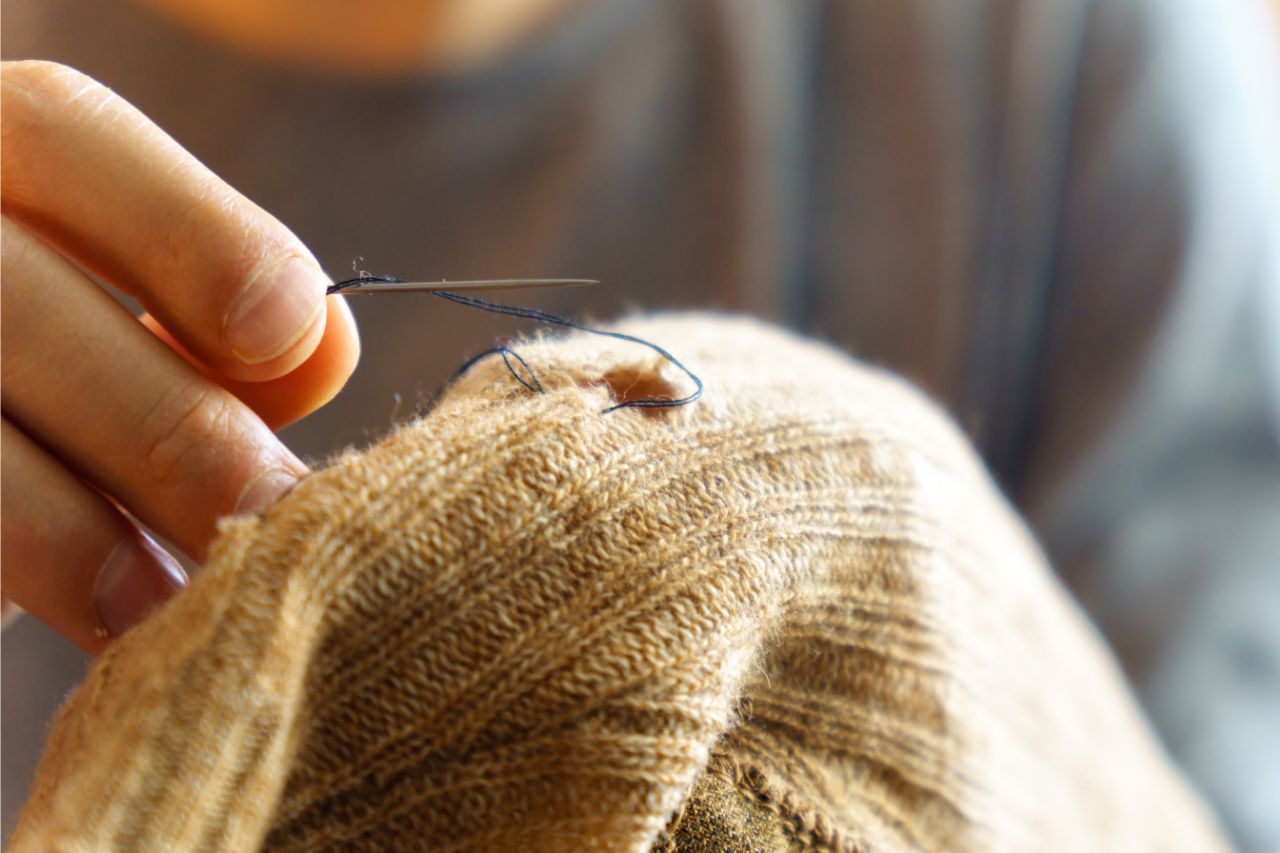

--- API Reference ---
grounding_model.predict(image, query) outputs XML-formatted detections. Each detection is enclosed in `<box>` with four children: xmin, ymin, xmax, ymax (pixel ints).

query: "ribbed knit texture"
<box><xmin>13</xmin><ymin>315</ymin><xmax>1224</xmax><ymax>851</ymax></box>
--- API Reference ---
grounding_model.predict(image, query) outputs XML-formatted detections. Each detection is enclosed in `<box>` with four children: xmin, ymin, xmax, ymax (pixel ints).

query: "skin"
<box><xmin>1</xmin><ymin>1</ymin><xmax>568</xmax><ymax>652</ymax></box>
<box><xmin>0</xmin><ymin>60</ymin><xmax>359</xmax><ymax>652</ymax></box>
<box><xmin>135</xmin><ymin>0</ymin><xmax>580</xmax><ymax>76</ymax></box>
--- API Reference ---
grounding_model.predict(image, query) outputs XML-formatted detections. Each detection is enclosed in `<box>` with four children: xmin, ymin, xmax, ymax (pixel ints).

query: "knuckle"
<box><xmin>136</xmin><ymin>384</ymin><xmax>240</xmax><ymax>491</ymax></box>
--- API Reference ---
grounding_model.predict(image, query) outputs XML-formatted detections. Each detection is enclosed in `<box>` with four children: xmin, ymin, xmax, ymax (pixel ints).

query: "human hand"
<box><xmin>1</xmin><ymin>62</ymin><xmax>360</xmax><ymax>652</ymax></box>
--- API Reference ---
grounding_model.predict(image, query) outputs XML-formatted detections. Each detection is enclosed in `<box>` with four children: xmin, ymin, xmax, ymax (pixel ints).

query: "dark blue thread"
<box><xmin>328</xmin><ymin>276</ymin><xmax>703</xmax><ymax>414</ymax></box>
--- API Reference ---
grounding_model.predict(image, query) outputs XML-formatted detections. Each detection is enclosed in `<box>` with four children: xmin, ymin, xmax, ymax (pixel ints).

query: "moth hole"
<box><xmin>601</xmin><ymin>365</ymin><xmax>680</xmax><ymax>416</ymax></box>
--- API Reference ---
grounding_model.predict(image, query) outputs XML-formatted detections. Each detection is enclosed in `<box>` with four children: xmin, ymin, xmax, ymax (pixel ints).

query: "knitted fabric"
<box><xmin>13</xmin><ymin>315</ymin><xmax>1224</xmax><ymax>851</ymax></box>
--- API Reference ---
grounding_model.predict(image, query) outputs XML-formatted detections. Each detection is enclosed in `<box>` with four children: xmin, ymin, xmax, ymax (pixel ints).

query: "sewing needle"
<box><xmin>328</xmin><ymin>278</ymin><xmax>598</xmax><ymax>295</ymax></box>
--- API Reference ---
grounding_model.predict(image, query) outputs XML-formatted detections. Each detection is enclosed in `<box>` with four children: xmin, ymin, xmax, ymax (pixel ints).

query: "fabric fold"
<box><xmin>14</xmin><ymin>315</ymin><xmax>1224</xmax><ymax>851</ymax></box>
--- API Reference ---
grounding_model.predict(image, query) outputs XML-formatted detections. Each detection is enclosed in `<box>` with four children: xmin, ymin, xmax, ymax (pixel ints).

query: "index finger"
<box><xmin>1</xmin><ymin>61</ymin><xmax>329</xmax><ymax>382</ymax></box>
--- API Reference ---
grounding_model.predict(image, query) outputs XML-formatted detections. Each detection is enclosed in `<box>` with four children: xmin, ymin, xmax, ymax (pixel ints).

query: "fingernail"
<box><xmin>94</xmin><ymin>534</ymin><xmax>188</xmax><ymax>638</ymax></box>
<box><xmin>224</xmin><ymin>256</ymin><xmax>326</xmax><ymax>364</ymax></box>
<box><xmin>234</xmin><ymin>467</ymin><xmax>301</xmax><ymax>516</ymax></box>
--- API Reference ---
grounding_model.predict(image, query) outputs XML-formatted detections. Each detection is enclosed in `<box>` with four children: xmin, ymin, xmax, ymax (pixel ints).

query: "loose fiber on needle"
<box><xmin>328</xmin><ymin>276</ymin><xmax>704</xmax><ymax>414</ymax></box>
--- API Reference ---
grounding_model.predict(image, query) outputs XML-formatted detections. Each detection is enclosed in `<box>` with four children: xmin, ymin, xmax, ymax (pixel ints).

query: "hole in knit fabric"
<box><xmin>601</xmin><ymin>364</ymin><xmax>680</xmax><ymax>414</ymax></box>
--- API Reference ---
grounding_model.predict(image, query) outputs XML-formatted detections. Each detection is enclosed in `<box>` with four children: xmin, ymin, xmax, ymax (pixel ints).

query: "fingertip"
<box><xmin>321</xmin><ymin>293</ymin><xmax>361</xmax><ymax>392</ymax></box>
<box><xmin>233</xmin><ymin>466</ymin><xmax>303</xmax><ymax>516</ymax></box>
<box><xmin>216</xmin><ymin>295</ymin><xmax>360</xmax><ymax>429</ymax></box>
<box><xmin>331</xmin><ymin>292</ymin><xmax>361</xmax><ymax>367</ymax></box>
<box><xmin>211</xmin><ymin>266</ymin><xmax>327</xmax><ymax>384</ymax></box>
<box><xmin>222</xmin><ymin>254</ymin><xmax>327</xmax><ymax>364</ymax></box>
<box><xmin>93</xmin><ymin>532</ymin><xmax>187</xmax><ymax>640</ymax></box>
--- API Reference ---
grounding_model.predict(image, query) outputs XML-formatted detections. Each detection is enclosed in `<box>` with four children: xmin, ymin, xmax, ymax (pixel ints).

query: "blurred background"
<box><xmin>3</xmin><ymin>0</ymin><xmax>1279</xmax><ymax>848</ymax></box>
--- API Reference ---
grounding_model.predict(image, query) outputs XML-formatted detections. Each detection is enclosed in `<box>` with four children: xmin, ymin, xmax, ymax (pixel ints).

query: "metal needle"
<box><xmin>329</xmin><ymin>278</ymin><xmax>598</xmax><ymax>295</ymax></box>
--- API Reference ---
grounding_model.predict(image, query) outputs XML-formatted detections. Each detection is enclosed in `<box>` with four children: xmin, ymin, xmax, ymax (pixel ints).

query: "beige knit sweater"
<box><xmin>13</xmin><ymin>315</ymin><xmax>1224</xmax><ymax>851</ymax></box>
